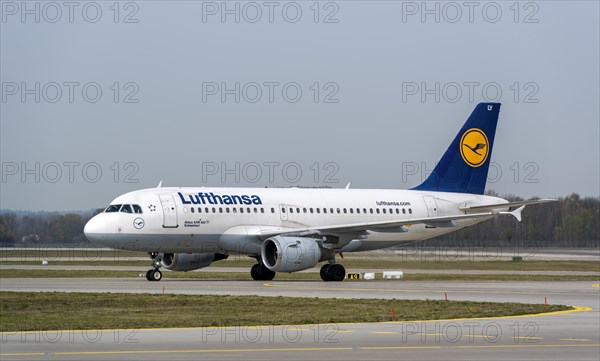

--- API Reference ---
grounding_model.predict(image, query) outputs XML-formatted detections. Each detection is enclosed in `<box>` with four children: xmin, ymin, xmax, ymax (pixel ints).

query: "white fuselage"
<box><xmin>84</xmin><ymin>187</ymin><xmax>507</xmax><ymax>255</ymax></box>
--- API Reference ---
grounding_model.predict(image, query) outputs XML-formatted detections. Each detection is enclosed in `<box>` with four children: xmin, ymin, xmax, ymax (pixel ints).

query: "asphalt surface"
<box><xmin>1</xmin><ymin>278</ymin><xmax>599</xmax><ymax>360</ymax></box>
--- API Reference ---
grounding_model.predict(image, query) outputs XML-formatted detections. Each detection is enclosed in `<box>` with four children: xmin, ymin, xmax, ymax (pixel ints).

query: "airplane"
<box><xmin>84</xmin><ymin>103</ymin><xmax>555</xmax><ymax>282</ymax></box>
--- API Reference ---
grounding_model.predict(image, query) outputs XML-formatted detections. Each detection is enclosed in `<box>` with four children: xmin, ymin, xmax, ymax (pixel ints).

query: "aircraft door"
<box><xmin>423</xmin><ymin>196</ymin><xmax>439</xmax><ymax>217</ymax></box>
<box><xmin>159</xmin><ymin>194</ymin><xmax>179</xmax><ymax>228</ymax></box>
<box><xmin>279</xmin><ymin>204</ymin><xmax>288</xmax><ymax>221</ymax></box>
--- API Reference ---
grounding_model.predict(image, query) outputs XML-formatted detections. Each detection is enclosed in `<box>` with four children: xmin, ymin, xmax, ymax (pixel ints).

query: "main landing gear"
<box><xmin>250</xmin><ymin>262</ymin><xmax>276</xmax><ymax>281</ymax></box>
<box><xmin>320</xmin><ymin>263</ymin><xmax>346</xmax><ymax>282</ymax></box>
<box><xmin>146</xmin><ymin>252</ymin><xmax>163</xmax><ymax>281</ymax></box>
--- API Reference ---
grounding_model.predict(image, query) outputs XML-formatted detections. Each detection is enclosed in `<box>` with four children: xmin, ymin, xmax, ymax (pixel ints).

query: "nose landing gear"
<box><xmin>146</xmin><ymin>252</ymin><xmax>163</xmax><ymax>281</ymax></box>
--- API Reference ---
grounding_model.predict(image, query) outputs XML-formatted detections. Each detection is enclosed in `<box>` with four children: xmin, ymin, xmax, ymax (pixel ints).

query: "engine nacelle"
<box><xmin>161</xmin><ymin>252</ymin><xmax>228</xmax><ymax>272</ymax></box>
<box><xmin>261</xmin><ymin>236</ymin><xmax>329</xmax><ymax>272</ymax></box>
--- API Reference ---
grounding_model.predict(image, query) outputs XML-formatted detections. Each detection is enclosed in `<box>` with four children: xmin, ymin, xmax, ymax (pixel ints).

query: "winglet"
<box><xmin>500</xmin><ymin>205</ymin><xmax>525</xmax><ymax>222</ymax></box>
<box><xmin>157</xmin><ymin>180</ymin><xmax>163</xmax><ymax>188</ymax></box>
<box><xmin>345</xmin><ymin>182</ymin><xmax>351</xmax><ymax>189</ymax></box>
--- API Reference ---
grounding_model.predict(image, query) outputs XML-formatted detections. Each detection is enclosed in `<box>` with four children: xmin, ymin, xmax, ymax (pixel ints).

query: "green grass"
<box><xmin>0</xmin><ymin>291</ymin><xmax>572</xmax><ymax>332</ymax></box>
<box><xmin>2</xmin><ymin>247</ymin><xmax>599</xmax><ymax>271</ymax></box>
<box><xmin>1</xmin><ymin>269</ymin><xmax>598</xmax><ymax>282</ymax></box>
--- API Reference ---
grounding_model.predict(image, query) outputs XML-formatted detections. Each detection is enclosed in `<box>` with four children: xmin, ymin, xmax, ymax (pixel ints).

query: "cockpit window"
<box><xmin>120</xmin><ymin>204</ymin><xmax>133</xmax><ymax>213</ymax></box>
<box><xmin>132</xmin><ymin>205</ymin><xmax>143</xmax><ymax>214</ymax></box>
<box><xmin>105</xmin><ymin>204</ymin><xmax>122</xmax><ymax>213</ymax></box>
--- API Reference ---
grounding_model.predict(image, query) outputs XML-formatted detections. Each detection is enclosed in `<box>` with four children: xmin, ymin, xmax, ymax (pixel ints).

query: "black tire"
<box><xmin>327</xmin><ymin>264</ymin><xmax>345</xmax><ymax>282</ymax></box>
<box><xmin>146</xmin><ymin>270</ymin><xmax>153</xmax><ymax>281</ymax></box>
<box><xmin>151</xmin><ymin>270</ymin><xmax>162</xmax><ymax>281</ymax></box>
<box><xmin>250</xmin><ymin>264</ymin><xmax>261</xmax><ymax>280</ymax></box>
<box><xmin>258</xmin><ymin>265</ymin><xmax>276</xmax><ymax>281</ymax></box>
<box><xmin>320</xmin><ymin>264</ymin><xmax>331</xmax><ymax>282</ymax></box>
<box><xmin>251</xmin><ymin>263</ymin><xmax>275</xmax><ymax>281</ymax></box>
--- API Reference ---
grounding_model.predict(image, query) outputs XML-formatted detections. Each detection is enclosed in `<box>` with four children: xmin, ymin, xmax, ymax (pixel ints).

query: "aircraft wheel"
<box><xmin>327</xmin><ymin>264</ymin><xmax>345</xmax><ymax>282</ymax></box>
<box><xmin>151</xmin><ymin>270</ymin><xmax>163</xmax><ymax>281</ymax></box>
<box><xmin>258</xmin><ymin>264</ymin><xmax>276</xmax><ymax>281</ymax></box>
<box><xmin>145</xmin><ymin>270</ymin><xmax>153</xmax><ymax>281</ymax></box>
<box><xmin>250</xmin><ymin>264</ymin><xmax>261</xmax><ymax>280</ymax></box>
<box><xmin>320</xmin><ymin>264</ymin><xmax>331</xmax><ymax>282</ymax></box>
<box><xmin>251</xmin><ymin>263</ymin><xmax>275</xmax><ymax>281</ymax></box>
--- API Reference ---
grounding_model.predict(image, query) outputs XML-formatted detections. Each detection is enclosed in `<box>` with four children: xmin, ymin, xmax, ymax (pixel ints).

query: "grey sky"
<box><xmin>1</xmin><ymin>0</ymin><xmax>599</xmax><ymax>211</ymax></box>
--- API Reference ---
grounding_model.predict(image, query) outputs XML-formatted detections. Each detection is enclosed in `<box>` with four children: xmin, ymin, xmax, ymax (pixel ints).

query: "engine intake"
<box><xmin>261</xmin><ymin>236</ymin><xmax>330</xmax><ymax>272</ymax></box>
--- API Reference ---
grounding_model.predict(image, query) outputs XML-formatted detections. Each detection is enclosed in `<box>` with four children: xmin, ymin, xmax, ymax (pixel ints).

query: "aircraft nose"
<box><xmin>84</xmin><ymin>215</ymin><xmax>106</xmax><ymax>243</ymax></box>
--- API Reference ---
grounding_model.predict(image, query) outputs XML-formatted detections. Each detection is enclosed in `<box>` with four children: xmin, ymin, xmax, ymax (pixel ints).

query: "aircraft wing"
<box><xmin>256</xmin><ymin>210</ymin><xmax>517</xmax><ymax>240</ymax></box>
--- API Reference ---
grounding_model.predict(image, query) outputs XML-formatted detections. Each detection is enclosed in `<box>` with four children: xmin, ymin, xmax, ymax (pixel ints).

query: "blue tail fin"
<box><xmin>412</xmin><ymin>103</ymin><xmax>501</xmax><ymax>195</ymax></box>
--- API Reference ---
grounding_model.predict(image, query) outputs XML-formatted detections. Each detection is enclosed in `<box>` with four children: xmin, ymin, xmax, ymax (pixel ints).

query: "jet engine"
<box><xmin>261</xmin><ymin>236</ymin><xmax>331</xmax><ymax>272</ymax></box>
<box><xmin>161</xmin><ymin>252</ymin><xmax>228</xmax><ymax>272</ymax></box>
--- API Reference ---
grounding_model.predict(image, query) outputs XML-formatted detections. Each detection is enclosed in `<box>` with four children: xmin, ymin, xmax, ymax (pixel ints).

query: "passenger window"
<box><xmin>402</xmin><ymin>208</ymin><xmax>406</xmax><ymax>214</ymax></box>
<box><xmin>323</xmin><ymin>208</ymin><xmax>327</xmax><ymax>214</ymax></box>
<box><xmin>232</xmin><ymin>208</ymin><xmax>236</xmax><ymax>213</ymax></box>
<box><xmin>282</xmin><ymin>208</ymin><xmax>286</xmax><ymax>213</ymax></box>
<box><xmin>350</xmin><ymin>208</ymin><xmax>353</xmax><ymax>214</ymax></box>
<box><xmin>212</xmin><ymin>207</ymin><xmax>216</xmax><ymax>213</ymax></box>
<box><xmin>254</xmin><ymin>207</ymin><xmax>258</xmax><ymax>213</ymax></box>
<box><xmin>310</xmin><ymin>208</ymin><xmax>314</xmax><ymax>213</ymax></box>
<box><xmin>356</xmin><ymin>208</ymin><xmax>360</xmax><ymax>214</ymax></box>
<box><xmin>343</xmin><ymin>208</ymin><xmax>347</xmax><ymax>213</ymax></box>
<box><xmin>303</xmin><ymin>208</ymin><xmax>307</xmax><ymax>213</ymax></box>
<box><xmin>261</xmin><ymin>208</ymin><xmax>264</xmax><ymax>213</ymax></box>
<box><xmin>330</xmin><ymin>208</ymin><xmax>334</xmax><ymax>213</ymax></box>
<box><xmin>226</xmin><ymin>208</ymin><xmax>230</xmax><ymax>213</ymax></box>
<box><xmin>363</xmin><ymin>208</ymin><xmax>367</xmax><ymax>214</ymax></box>
<box><xmin>396</xmin><ymin>209</ymin><xmax>399</xmax><ymax>214</ymax></box>
<box><xmin>105</xmin><ymin>204</ymin><xmax>122</xmax><ymax>213</ymax></box>
<box><xmin>296</xmin><ymin>208</ymin><xmax>300</xmax><ymax>213</ymax></box>
<box><xmin>271</xmin><ymin>208</ymin><xmax>275</xmax><ymax>213</ymax></box>
<box><xmin>383</xmin><ymin>209</ymin><xmax>386</xmax><ymax>214</ymax></box>
<box><xmin>316</xmin><ymin>208</ymin><xmax>320</xmax><ymax>213</ymax></box>
<box><xmin>219</xmin><ymin>207</ymin><xmax>223</xmax><ymax>213</ymax></box>
<box><xmin>337</xmin><ymin>208</ymin><xmax>340</xmax><ymax>213</ymax></box>
<box><xmin>247</xmin><ymin>207</ymin><xmax>251</xmax><ymax>213</ymax></box>
<box><xmin>289</xmin><ymin>208</ymin><xmax>293</xmax><ymax>214</ymax></box>
<box><xmin>240</xmin><ymin>208</ymin><xmax>244</xmax><ymax>213</ymax></box>
<box><xmin>191</xmin><ymin>207</ymin><xmax>195</xmax><ymax>213</ymax></box>
<box><xmin>370</xmin><ymin>208</ymin><xmax>373</xmax><ymax>214</ymax></box>
<box><xmin>409</xmin><ymin>208</ymin><xmax>412</xmax><ymax>214</ymax></box>
<box><xmin>133</xmin><ymin>205</ymin><xmax>143</xmax><ymax>214</ymax></box>
<box><xmin>206</xmin><ymin>207</ymin><xmax>209</xmax><ymax>213</ymax></box>
<box><xmin>376</xmin><ymin>209</ymin><xmax>380</xmax><ymax>214</ymax></box>
<box><xmin>120</xmin><ymin>204</ymin><xmax>132</xmax><ymax>213</ymax></box>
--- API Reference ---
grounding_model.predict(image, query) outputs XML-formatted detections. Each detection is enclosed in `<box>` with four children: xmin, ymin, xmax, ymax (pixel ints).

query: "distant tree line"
<box><xmin>0</xmin><ymin>193</ymin><xmax>598</xmax><ymax>248</ymax></box>
<box><xmin>0</xmin><ymin>209</ymin><xmax>99</xmax><ymax>247</ymax></box>
<box><xmin>428</xmin><ymin>192</ymin><xmax>599</xmax><ymax>248</ymax></box>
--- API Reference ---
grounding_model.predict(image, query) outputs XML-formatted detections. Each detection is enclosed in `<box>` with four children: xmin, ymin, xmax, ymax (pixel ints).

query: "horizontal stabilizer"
<box><xmin>460</xmin><ymin>199</ymin><xmax>557</xmax><ymax>212</ymax></box>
